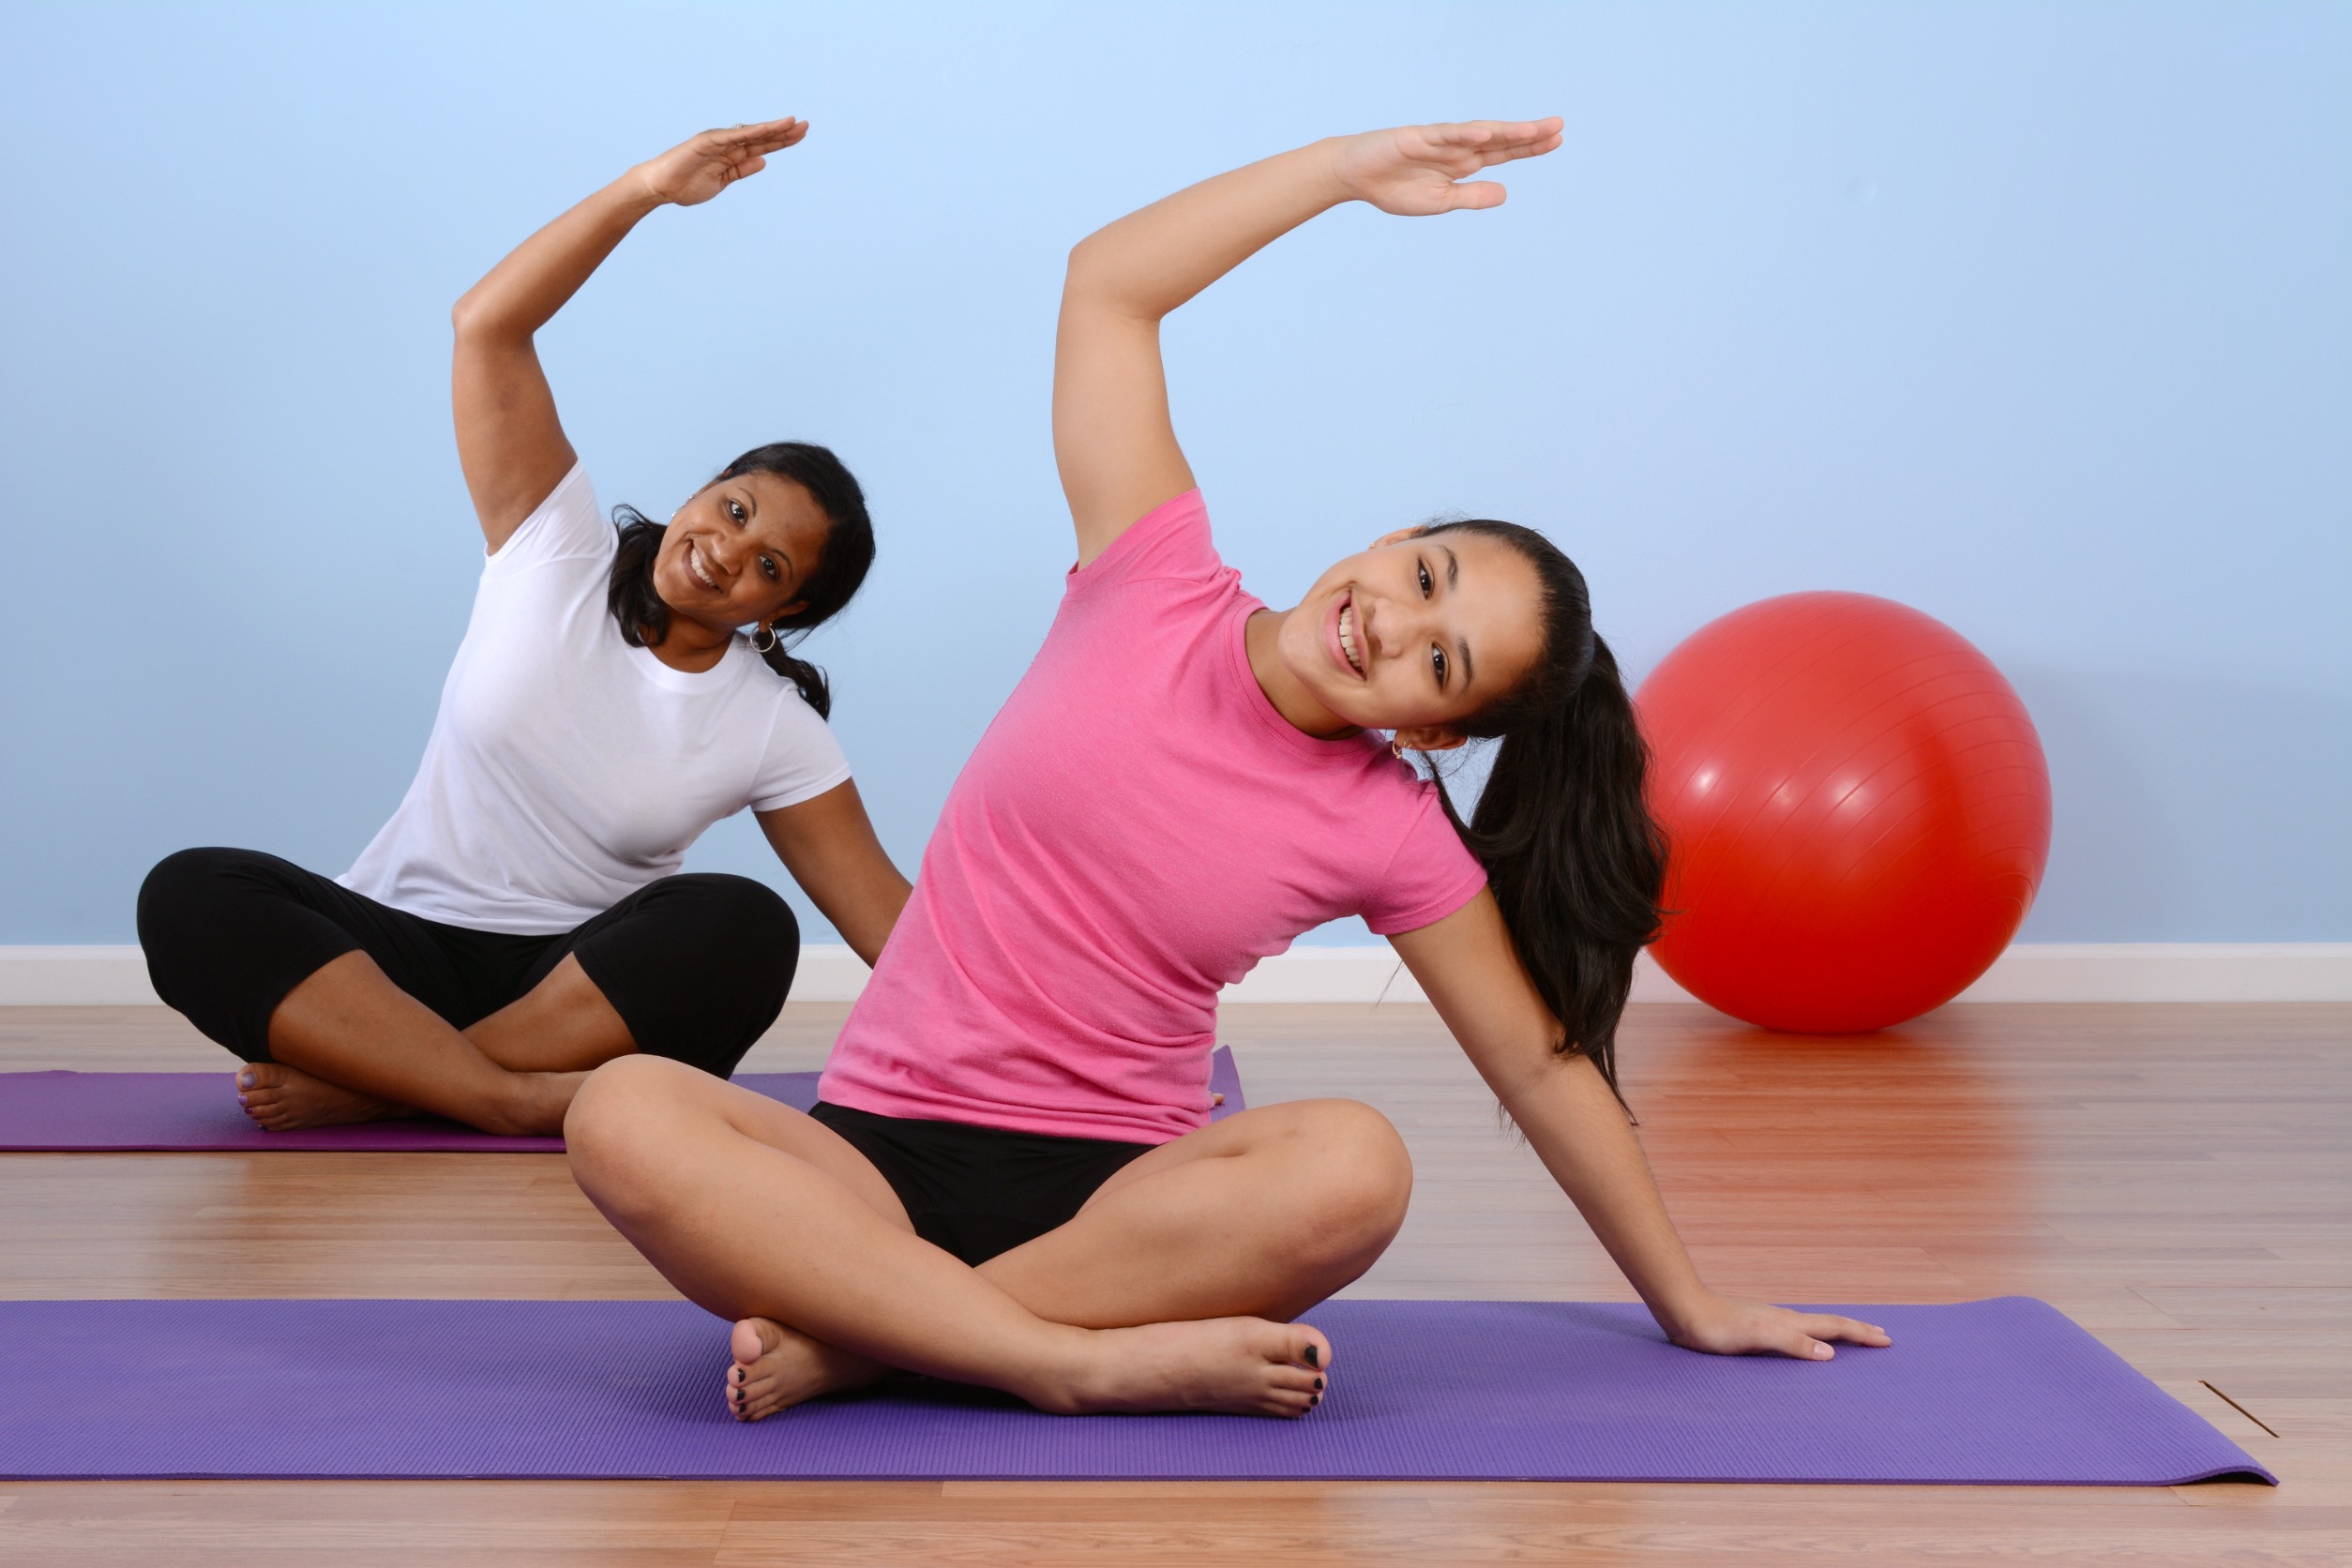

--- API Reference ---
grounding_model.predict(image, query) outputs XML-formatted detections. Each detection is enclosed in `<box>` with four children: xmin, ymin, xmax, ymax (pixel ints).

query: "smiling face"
<box><xmin>1274</xmin><ymin>526</ymin><xmax>1548</xmax><ymax>745</ymax></box>
<box><xmin>650</xmin><ymin>470</ymin><xmax>833</xmax><ymax>634</ymax></box>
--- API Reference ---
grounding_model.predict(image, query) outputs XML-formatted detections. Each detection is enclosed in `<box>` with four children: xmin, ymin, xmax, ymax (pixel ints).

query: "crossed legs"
<box><xmin>564</xmin><ymin>1055</ymin><xmax>1412</xmax><ymax>1418</ymax></box>
<box><xmin>241</xmin><ymin>949</ymin><xmax>630</xmax><ymax>1136</ymax></box>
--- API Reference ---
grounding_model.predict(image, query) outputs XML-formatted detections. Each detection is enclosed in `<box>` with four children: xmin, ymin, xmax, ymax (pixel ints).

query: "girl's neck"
<box><xmin>1244</xmin><ymin>608</ymin><xmax>1361</xmax><ymax>740</ymax></box>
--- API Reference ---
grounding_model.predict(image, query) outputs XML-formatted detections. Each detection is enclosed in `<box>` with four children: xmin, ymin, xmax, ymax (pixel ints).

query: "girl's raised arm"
<box><xmin>450</xmin><ymin>118</ymin><xmax>807</xmax><ymax>551</ymax></box>
<box><xmin>1053</xmin><ymin>119</ymin><xmax>1563</xmax><ymax>568</ymax></box>
<box><xmin>1392</xmin><ymin>894</ymin><xmax>1893</xmax><ymax>1361</ymax></box>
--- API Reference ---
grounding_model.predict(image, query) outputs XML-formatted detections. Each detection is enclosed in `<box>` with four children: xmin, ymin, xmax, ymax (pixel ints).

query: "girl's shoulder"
<box><xmin>1064</xmin><ymin>489</ymin><xmax>1220</xmax><ymax>596</ymax></box>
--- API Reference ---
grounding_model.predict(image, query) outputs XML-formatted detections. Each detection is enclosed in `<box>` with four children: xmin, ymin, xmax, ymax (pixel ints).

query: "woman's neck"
<box><xmin>641</xmin><ymin>618</ymin><xmax>734</xmax><ymax>674</ymax></box>
<box><xmin>1244</xmin><ymin>609</ymin><xmax>1361</xmax><ymax>740</ymax></box>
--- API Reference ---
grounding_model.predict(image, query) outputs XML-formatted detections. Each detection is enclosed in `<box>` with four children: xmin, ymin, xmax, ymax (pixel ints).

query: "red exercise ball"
<box><xmin>1634</xmin><ymin>592</ymin><xmax>2051</xmax><ymax>1033</ymax></box>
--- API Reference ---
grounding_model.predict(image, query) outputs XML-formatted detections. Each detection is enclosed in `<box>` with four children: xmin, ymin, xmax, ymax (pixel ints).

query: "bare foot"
<box><xmin>1048</xmin><ymin>1317</ymin><xmax>1331</xmax><ymax>1418</ymax></box>
<box><xmin>727</xmin><ymin>1317</ymin><xmax>889</xmax><ymax>1422</ymax></box>
<box><xmin>236</xmin><ymin>1063</ymin><xmax>414</xmax><ymax>1131</ymax></box>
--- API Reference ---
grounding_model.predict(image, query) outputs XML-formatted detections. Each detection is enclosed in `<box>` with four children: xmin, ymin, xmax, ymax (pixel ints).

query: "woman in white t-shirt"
<box><xmin>137</xmin><ymin>118</ymin><xmax>911</xmax><ymax>1137</ymax></box>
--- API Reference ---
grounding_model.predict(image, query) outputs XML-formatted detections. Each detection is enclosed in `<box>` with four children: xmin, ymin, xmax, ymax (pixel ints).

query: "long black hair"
<box><xmin>1417</xmin><ymin>520</ymin><xmax>1666</xmax><ymax>1103</ymax></box>
<box><xmin>605</xmin><ymin>442</ymin><xmax>875</xmax><ymax>718</ymax></box>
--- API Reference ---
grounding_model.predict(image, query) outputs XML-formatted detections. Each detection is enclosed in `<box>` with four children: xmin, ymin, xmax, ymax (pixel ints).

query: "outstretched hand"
<box><xmin>635</xmin><ymin>117</ymin><xmax>807</xmax><ymax>207</ymax></box>
<box><xmin>1667</xmin><ymin>1294</ymin><xmax>1892</xmax><ymax>1361</ymax></box>
<box><xmin>1329</xmin><ymin>118</ymin><xmax>1564</xmax><ymax>216</ymax></box>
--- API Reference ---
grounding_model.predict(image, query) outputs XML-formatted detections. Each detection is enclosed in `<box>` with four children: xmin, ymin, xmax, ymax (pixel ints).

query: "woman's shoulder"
<box><xmin>484</xmin><ymin>462</ymin><xmax>611</xmax><ymax>572</ymax></box>
<box><xmin>746</xmin><ymin>661</ymin><xmax>852</xmax><ymax>809</ymax></box>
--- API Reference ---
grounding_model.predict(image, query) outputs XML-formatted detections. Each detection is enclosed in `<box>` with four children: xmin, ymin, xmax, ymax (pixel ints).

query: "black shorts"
<box><xmin>136</xmin><ymin>847</ymin><xmax>796</xmax><ymax>1078</ymax></box>
<box><xmin>809</xmin><ymin>1101</ymin><xmax>1153</xmax><ymax>1267</ymax></box>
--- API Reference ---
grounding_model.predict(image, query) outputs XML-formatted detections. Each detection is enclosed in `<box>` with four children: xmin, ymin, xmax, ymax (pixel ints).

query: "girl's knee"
<box><xmin>565</xmin><ymin>1055</ymin><xmax>696</xmax><ymax>1184</ymax></box>
<box><xmin>1293</xmin><ymin>1099</ymin><xmax>1413</xmax><ymax>1249</ymax></box>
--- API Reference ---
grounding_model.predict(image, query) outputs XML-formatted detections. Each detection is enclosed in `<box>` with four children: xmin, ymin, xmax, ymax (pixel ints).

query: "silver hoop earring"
<box><xmin>1389</xmin><ymin>738</ymin><xmax>1408</xmax><ymax>760</ymax></box>
<box><xmin>750</xmin><ymin>626</ymin><xmax>779</xmax><ymax>655</ymax></box>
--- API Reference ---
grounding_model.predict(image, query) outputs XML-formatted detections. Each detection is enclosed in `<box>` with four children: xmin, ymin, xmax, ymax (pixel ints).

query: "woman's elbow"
<box><xmin>449</xmin><ymin>288</ymin><xmax>517</xmax><ymax>344</ymax></box>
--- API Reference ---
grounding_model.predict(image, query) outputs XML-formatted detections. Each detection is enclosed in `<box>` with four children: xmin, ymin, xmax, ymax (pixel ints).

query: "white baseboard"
<box><xmin>4</xmin><ymin>942</ymin><xmax>2346</xmax><ymax>1009</ymax></box>
<box><xmin>1941</xmin><ymin>942</ymin><xmax>2352</xmax><ymax>1003</ymax></box>
<box><xmin>0</xmin><ymin>944</ymin><xmax>883</xmax><ymax>1008</ymax></box>
<box><xmin>0</xmin><ymin>947</ymin><xmax>167</xmax><ymax>1006</ymax></box>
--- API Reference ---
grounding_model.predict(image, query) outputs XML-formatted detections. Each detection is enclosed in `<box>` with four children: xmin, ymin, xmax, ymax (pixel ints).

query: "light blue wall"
<box><xmin>2</xmin><ymin>2</ymin><xmax>2344</xmax><ymax>945</ymax></box>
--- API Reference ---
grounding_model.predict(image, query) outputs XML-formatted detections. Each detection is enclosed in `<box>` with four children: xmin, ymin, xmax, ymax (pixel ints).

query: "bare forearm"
<box><xmin>758</xmin><ymin>786</ymin><xmax>912</xmax><ymax>972</ymax></box>
<box><xmin>832</xmin><ymin>876</ymin><xmax>911</xmax><ymax>970</ymax></box>
<box><xmin>1064</xmin><ymin>139</ymin><xmax>1350</xmax><ymax>322</ymax></box>
<box><xmin>453</xmin><ymin>175</ymin><xmax>662</xmax><ymax>341</ymax></box>
<box><xmin>1503</xmin><ymin>1055</ymin><xmax>1712</xmax><ymax>1334</ymax></box>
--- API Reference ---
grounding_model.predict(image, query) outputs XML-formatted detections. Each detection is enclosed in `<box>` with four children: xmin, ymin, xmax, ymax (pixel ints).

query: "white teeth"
<box><xmin>1339</xmin><ymin>605</ymin><xmax>1364</xmax><ymax>675</ymax></box>
<box><xmin>688</xmin><ymin>542</ymin><xmax>718</xmax><ymax>590</ymax></box>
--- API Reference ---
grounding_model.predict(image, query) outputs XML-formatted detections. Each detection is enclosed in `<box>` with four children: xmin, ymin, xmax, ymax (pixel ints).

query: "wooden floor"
<box><xmin>1</xmin><ymin>1001</ymin><xmax>2345</xmax><ymax>1565</ymax></box>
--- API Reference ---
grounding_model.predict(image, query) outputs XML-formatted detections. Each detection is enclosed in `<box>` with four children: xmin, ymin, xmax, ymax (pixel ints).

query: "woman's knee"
<box><xmin>665</xmin><ymin>874</ymin><xmax>799</xmax><ymax>960</ymax></box>
<box><xmin>136</xmin><ymin>847</ymin><xmax>255</xmax><ymax>943</ymax></box>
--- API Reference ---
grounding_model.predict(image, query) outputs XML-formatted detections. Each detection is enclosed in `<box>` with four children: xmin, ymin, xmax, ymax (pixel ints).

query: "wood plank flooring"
<box><xmin>2</xmin><ymin>1001</ymin><xmax>2345</xmax><ymax>1564</ymax></box>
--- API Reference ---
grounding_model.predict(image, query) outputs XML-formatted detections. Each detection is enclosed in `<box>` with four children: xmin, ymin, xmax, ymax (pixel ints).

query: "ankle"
<box><xmin>1017</xmin><ymin>1324</ymin><xmax>1112</xmax><ymax>1415</ymax></box>
<box><xmin>477</xmin><ymin>1070</ymin><xmax>564</xmax><ymax>1137</ymax></box>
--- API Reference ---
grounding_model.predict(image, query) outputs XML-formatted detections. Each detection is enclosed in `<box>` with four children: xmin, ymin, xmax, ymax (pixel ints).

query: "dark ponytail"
<box><xmin>606</xmin><ymin>441</ymin><xmax>876</xmax><ymax>718</ymax></box>
<box><xmin>1418</xmin><ymin>520</ymin><xmax>1666</xmax><ymax>1102</ymax></box>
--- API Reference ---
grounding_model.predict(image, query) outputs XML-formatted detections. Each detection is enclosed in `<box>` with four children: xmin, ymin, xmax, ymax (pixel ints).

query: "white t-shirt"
<box><xmin>339</xmin><ymin>463</ymin><xmax>852</xmax><ymax>935</ymax></box>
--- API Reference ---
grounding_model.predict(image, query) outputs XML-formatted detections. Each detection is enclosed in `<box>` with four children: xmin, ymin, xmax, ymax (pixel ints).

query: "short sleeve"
<box><xmin>1359</xmin><ymin>789</ymin><xmax>1489</xmax><ymax>936</ymax></box>
<box><xmin>483</xmin><ymin>463</ymin><xmax>611</xmax><ymax>574</ymax></box>
<box><xmin>1064</xmin><ymin>490</ymin><xmax>1225</xmax><ymax>598</ymax></box>
<box><xmin>748</xmin><ymin>689</ymin><xmax>854</xmax><ymax>813</ymax></box>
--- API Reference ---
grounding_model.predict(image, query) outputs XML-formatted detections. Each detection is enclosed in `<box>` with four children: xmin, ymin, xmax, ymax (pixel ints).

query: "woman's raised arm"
<box><xmin>450</xmin><ymin>118</ymin><xmax>807</xmax><ymax>551</ymax></box>
<box><xmin>1053</xmin><ymin>119</ymin><xmax>1563</xmax><ymax>568</ymax></box>
<box><xmin>1391</xmin><ymin>892</ymin><xmax>1892</xmax><ymax>1360</ymax></box>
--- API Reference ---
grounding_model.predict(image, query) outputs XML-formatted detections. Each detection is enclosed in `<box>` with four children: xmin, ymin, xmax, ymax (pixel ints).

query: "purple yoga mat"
<box><xmin>0</xmin><ymin>1297</ymin><xmax>2269</xmax><ymax>1485</ymax></box>
<box><xmin>0</xmin><ymin>1047</ymin><xmax>1245</xmax><ymax>1152</ymax></box>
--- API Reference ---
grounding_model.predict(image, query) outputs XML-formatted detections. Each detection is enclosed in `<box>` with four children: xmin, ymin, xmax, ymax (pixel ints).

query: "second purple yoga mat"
<box><xmin>0</xmin><ymin>1296</ymin><xmax>2269</xmax><ymax>1485</ymax></box>
<box><xmin>0</xmin><ymin>1046</ymin><xmax>1244</xmax><ymax>1151</ymax></box>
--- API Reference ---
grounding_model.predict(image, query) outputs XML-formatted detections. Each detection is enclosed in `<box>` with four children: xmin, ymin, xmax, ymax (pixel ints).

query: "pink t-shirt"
<box><xmin>819</xmin><ymin>491</ymin><xmax>1488</xmax><ymax>1143</ymax></box>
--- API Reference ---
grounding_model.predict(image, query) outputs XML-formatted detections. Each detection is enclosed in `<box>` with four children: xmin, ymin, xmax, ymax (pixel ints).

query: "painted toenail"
<box><xmin>1314</xmin><ymin>1377</ymin><xmax>1324</xmax><ymax>1390</ymax></box>
<box><xmin>1304</xmin><ymin>1345</ymin><xmax>1319</xmax><ymax>1367</ymax></box>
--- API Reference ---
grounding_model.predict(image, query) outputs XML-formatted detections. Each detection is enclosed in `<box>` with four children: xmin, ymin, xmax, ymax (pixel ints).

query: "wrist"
<box><xmin>611</xmin><ymin>167</ymin><xmax>672</xmax><ymax>218</ymax></box>
<box><xmin>1647</xmin><ymin>1284</ymin><xmax>1724</xmax><ymax>1343</ymax></box>
<box><xmin>1312</xmin><ymin>134</ymin><xmax>1367</xmax><ymax>207</ymax></box>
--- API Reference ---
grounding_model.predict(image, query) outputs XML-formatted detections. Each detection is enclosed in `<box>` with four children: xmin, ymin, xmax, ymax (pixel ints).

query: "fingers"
<box><xmin>1804</xmin><ymin>1313</ymin><xmax>1892</xmax><ymax>1348</ymax></box>
<box><xmin>1778</xmin><ymin>1311</ymin><xmax>1892</xmax><ymax>1359</ymax></box>
<box><xmin>1446</xmin><ymin>181</ymin><xmax>1507</xmax><ymax>212</ymax></box>
<box><xmin>701</xmin><ymin>117</ymin><xmax>807</xmax><ymax>158</ymax></box>
<box><xmin>1484</xmin><ymin>128</ymin><xmax>1565</xmax><ymax>166</ymax></box>
<box><xmin>1424</xmin><ymin>117</ymin><xmax>1563</xmax><ymax>158</ymax></box>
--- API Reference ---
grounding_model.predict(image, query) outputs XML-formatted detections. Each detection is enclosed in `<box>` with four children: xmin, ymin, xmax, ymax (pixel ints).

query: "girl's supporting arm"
<box><xmin>451</xmin><ymin>117</ymin><xmax>807</xmax><ymax>551</ymax></box>
<box><xmin>1054</xmin><ymin>119</ymin><xmax>1562</xmax><ymax>568</ymax></box>
<box><xmin>1392</xmin><ymin>892</ymin><xmax>1892</xmax><ymax>1359</ymax></box>
<box><xmin>757</xmin><ymin>781</ymin><xmax>912</xmax><ymax>970</ymax></box>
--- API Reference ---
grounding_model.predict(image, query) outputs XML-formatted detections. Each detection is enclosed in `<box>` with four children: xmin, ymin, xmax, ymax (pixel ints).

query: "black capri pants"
<box><xmin>137</xmin><ymin>848</ymin><xmax>797</xmax><ymax>1079</ymax></box>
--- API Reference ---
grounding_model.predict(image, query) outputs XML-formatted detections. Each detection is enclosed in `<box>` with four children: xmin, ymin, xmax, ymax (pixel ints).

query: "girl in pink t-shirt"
<box><xmin>568</xmin><ymin>118</ymin><xmax>1891</xmax><ymax>1423</ymax></box>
